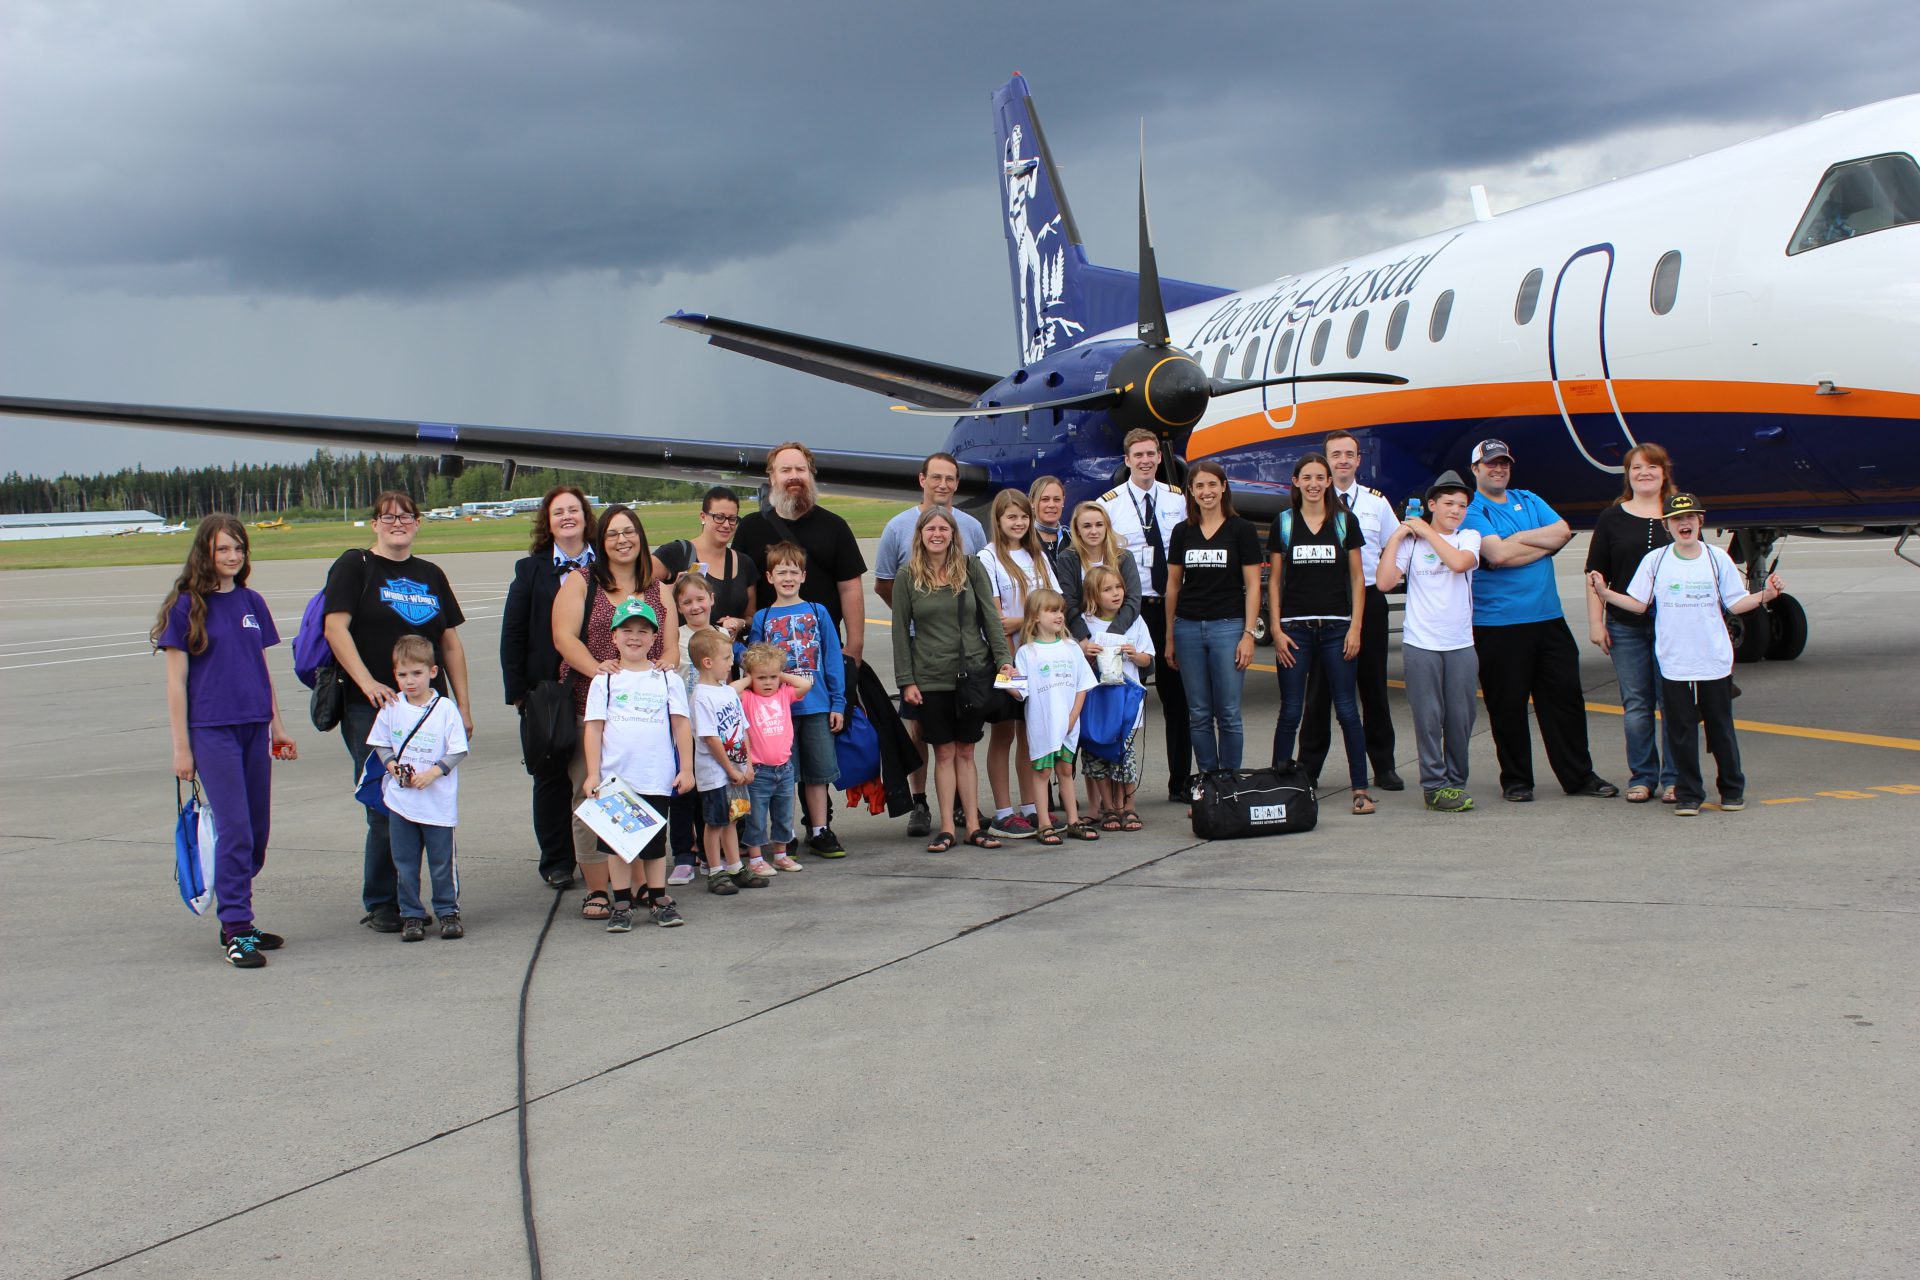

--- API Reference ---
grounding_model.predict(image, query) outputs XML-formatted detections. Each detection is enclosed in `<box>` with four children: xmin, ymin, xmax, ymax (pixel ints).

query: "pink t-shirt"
<box><xmin>740</xmin><ymin>684</ymin><xmax>800</xmax><ymax>766</ymax></box>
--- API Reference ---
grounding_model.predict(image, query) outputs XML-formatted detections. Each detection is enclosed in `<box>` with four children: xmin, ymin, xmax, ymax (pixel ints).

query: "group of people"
<box><xmin>154</xmin><ymin>433</ymin><xmax>1781</xmax><ymax>967</ymax></box>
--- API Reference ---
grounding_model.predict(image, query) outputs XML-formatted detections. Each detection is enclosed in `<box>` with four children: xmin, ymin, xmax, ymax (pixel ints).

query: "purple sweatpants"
<box><xmin>189</xmin><ymin>721</ymin><xmax>272</xmax><ymax>930</ymax></box>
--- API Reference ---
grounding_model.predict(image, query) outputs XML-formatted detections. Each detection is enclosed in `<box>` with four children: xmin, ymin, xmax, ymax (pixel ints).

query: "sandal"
<box><xmin>1065</xmin><ymin>820</ymin><xmax>1101</xmax><ymax>841</ymax></box>
<box><xmin>1120</xmin><ymin>810</ymin><xmax>1144</xmax><ymax>832</ymax></box>
<box><xmin>1035</xmin><ymin>825</ymin><xmax>1065</xmax><ymax>846</ymax></box>
<box><xmin>963</xmin><ymin>830</ymin><xmax>1002</xmax><ymax>849</ymax></box>
<box><xmin>925</xmin><ymin>831</ymin><xmax>956</xmax><ymax>853</ymax></box>
<box><xmin>579</xmin><ymin>890</ymin><xmax>612</xmax><ymax>920</ymax></box>
<box><xmin>1625</xmin><ymin>785</ymin><xmax>1653</xmax><ymax>803</ymax></box>
<box><xmin>1351</xmin><ymin>791</ymin><xmax>1377</xmax><ymax>816</ymax></box>
<box><xmin>1098</xmin><ymin>809</ymin><xmax>1124</xmax><ymax>832</ymax></box>
<box><xmin>1659</xmin><ymin>786</ymin><xmax>1678</xmax><ymax>804</ymax></box>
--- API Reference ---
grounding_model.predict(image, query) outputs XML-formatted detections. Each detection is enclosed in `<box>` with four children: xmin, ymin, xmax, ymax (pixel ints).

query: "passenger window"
<box><xmin>1240</xmin><ymin>337</ymin><xmax>1262</xmax><ymax>380</ymax></box>
<box><xmin>1346</xmin><ymin>311</ymin><xmax>1368</xmax><ymax>358</ymax></box>
<box><xmin>1212</xmin><ymin>346</ymin><xmax>1230</xmax><ymax>379</ymax></box>
<box><xmin>1310</xmin><ymin>319</ymin><xmax>1332</xmax><ymax>366</ymax></box>
<box><xmin>1514</xmin><ymin>268</ymin><xmax>1543</xmax><ymax>324</ymax></box>
<box><xmin>1650</xmin><ymin>251</ymin><xmax>1682</xmax><ymax>315</ymax></box>
<box><xmin>1428</xmin><ymin>290</ymin><xmax>1454</xmax><ymax>342</ymax></box>
<box><xmin>1384</xmin><ymin>300</ymin><xmax>1409</xmax><ymax>351</ymax></box>
<box><xmin>1788</xmin><ymin>153</ymin><xmax>1920</xmax><ymax>255</ymax></box>
<box><xmin>1272</xmin><ymin>328</ymin><xmax>1296</xmax><ymax>373</ymax></box>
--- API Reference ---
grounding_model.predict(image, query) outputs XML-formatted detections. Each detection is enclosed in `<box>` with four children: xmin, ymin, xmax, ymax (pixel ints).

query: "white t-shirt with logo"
<box><xmin>976</xmin><ymin>546</ymin><xmax>1058</xmax><ymax>619</ymax></box>
<box><xmin>690</xmin><ymin>681</ymin><xmax>750</xmax><ymax>793</ymax></box>
<box><xmin>1394</xmin><ymin>528</ymin><xmax>1482</xmax><ymax>652</ymax></box>
<box><xmin>584</xmin><ymin>668</ymin><xmax>689</xmax><ymax>796</ymax></box>
<box><xmin>369</xmin><ymin>695</ymin><xmax>469</xmax><ymax>827</ymax></box>
<box><xmin>1626</xmin><ymin>544</ymin><xmax>1748</xmax><ymax>681</ymax></box>
<box><xmin>1015</xmin><ymin>637</ymin><xmax>1098</xmax><ymax>761</ymax></box>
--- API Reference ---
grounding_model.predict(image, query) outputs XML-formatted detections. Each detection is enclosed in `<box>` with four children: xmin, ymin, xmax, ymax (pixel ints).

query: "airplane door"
<box><xmin>1548</xmin><ymin>244</ymin><xmax>1636</xmax><ymax>472</ymax></box>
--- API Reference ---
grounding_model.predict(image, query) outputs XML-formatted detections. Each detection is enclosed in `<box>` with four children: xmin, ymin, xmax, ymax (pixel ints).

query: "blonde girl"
<box><xmin>1013</xmin><ymin>588</ymin><xmax>1099</xmax><ymax>844</ymax></box>
<box><xmin>1055</xmin><ymin>501</ymin><xmax>1142</xmax><ymax>646</ymax></box>
<box><xmin>976</xmin><ymin>489</ymin><xmax>1059</xmax><ymax>837</ymax></box>
<box><xmin>1078</xmin><ymin>565</ymin><xmax>1152</xmax><ymax>831</ymax></box>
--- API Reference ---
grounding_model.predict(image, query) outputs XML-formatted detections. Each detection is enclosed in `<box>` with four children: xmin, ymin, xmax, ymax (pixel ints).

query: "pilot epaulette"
<box><xmin>1367</xmin><ymin>486</ymin><xmax>1384</xmax><ymax>498</ymax></box>
<box><xmin>1102</xmin><ymin>487</ymin><xmax>1121</xmax><ymax>501</ymax></box>
<box><xmin>1166</xmin><ymin>484</ymin><xmax>1183</xmax><ymax>495</ymax></box>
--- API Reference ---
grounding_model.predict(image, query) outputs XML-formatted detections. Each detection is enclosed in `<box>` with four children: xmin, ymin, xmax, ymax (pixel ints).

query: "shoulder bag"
<box><xmin>953</xmin><ymin>572</ymin><xmax>1013</xmax><ymax>723</ymax></box>
<box><xmin>519</xmin><ymin>577</ymin><xmax>596</xmax><ymax>776</ymax></box>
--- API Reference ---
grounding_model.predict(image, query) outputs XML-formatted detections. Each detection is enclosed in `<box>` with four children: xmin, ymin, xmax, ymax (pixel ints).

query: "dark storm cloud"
<box><xmin>0</xmin><ymin>0</ymin><xmax>1914</xmax><ymax>299</ymax></box>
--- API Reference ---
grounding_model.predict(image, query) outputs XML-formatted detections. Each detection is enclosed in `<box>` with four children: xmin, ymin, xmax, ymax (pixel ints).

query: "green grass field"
<box><xmin>0</xmin><ymin>497</ymin><xmax>902</xmax><ymax>571</ymax></box>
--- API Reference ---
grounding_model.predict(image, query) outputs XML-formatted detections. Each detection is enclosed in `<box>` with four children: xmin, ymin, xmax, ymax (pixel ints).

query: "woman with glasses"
<box><xmin>551</xmin><ymin>504</ymin><xmax>679</xmax><ymax>920</ymax></box>
<box><xmin>322</xmin><ymin>490</ymin><xmax>472</xmax><ymax>934</ymax></box>
<box><xmin>653</xmin><ymin>486</ymin><xmax>758</xmax><ymax>642</ymax></box>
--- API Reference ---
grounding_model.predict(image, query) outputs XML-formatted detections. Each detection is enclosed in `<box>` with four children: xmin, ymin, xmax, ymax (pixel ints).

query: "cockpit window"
<box><xmin>1788</xmin><ymin>153</ymin><xmax>1920</xmax><ymax>255</ymax></box>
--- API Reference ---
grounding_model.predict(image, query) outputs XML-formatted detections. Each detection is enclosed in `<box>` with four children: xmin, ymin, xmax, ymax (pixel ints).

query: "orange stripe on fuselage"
<box><xmin>1186</xmin><ymin>378</ymin><xmax>1920</xmax><ymax>459</ymax></box>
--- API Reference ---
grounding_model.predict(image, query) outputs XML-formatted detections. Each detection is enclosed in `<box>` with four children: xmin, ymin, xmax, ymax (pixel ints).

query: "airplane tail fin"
<box><xmin>991</xmin><ymin>75</ymin><xmax>1232</xmax><ymax>364</ymax></box>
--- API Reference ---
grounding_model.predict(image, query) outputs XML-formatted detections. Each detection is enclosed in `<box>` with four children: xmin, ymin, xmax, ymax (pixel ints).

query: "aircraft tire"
<box><xmin>1765</xmin><ymin>593</ymin><xmax>1808</xmax><ymax>661</ymax></box>
<box><xmin>1250</xmin><ymin>613</ymin><xmax>1271</xmax><ymax>646</ymax></box>
<box><xmin>1730</xmin><ymin>608</ymin><xmax>1770</xmax><ymax>665</ymax></box>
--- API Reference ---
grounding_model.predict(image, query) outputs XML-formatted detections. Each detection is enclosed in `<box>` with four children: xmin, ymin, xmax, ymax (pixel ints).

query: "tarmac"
<box><xmin>2</xmin><ymin>536</ymin><xmax>1915</xmax><ymax>1279</ymax></box>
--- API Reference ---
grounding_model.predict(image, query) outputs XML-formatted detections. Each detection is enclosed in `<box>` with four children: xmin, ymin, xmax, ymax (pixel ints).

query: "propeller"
<box><xmin>892</xmin><ymin>135</ymin><xmax>1407</xmax><ymax>456</ymax></box>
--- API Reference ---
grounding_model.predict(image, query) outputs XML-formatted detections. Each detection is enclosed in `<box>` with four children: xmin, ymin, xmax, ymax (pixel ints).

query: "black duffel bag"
<box><xmin>1190</xmin><ymin>765</ymin><xmax>1318</xmax><ymax>839</ymax></box>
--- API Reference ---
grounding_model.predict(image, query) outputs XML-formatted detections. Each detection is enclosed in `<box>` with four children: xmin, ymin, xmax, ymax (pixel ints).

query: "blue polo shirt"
<box><xmin>1462</xmin><ymin>488</ymin><xmax>1566</xmax><ymax>625</ymax></box>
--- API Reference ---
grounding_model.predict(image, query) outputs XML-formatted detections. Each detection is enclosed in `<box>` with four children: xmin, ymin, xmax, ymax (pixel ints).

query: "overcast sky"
<box><xmin>2</xmin><ymin>0</ymin><xmax>1914</xmax><ymax>478</ymax></box>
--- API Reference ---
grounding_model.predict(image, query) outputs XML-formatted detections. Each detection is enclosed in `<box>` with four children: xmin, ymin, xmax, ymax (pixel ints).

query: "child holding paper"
<box><xmin>581</xmin><ymin>599</ymin><xmax>694</xmax><ymax>930</ymax></box>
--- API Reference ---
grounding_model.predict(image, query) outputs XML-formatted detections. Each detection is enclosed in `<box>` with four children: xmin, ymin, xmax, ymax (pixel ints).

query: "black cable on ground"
<box><xmin>516</xmin><ymin>887</ymin><xmax>564</xmax><ymax>1280</ymax></box>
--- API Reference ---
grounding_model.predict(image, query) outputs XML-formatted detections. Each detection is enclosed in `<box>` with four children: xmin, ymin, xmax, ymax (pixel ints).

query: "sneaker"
<box><xmin>1503</xmin><ymin>785</ymin><xmax>1535</xmax><ymax>803</ymax></box>
<box><xmin>906</xmin><ymin>800</ymin><xmax>933</xmax><ymax>839</ymax></box>
<box><xmin>1674</xmin><ymin>801</ymin><xmax>1701</xmax><ymax>817</ymax></box>
<box><xmin>223</xmin><ymin>931</ymin><xmax>267</xmax><ymax>969</ymax></box>
<box><xmin>807</xmin><ymin>828</ymin><xmax>847</xmax><ymax>857</ymax></box>
<box><xmin>361</xmin><ymin>905</ymin><xmax>402</xmax><ymax>934</ymax></box>
<box><xmin>667</xmin><ymin>862</ymin><xmax>697</xmax><ymax>887</ymax></box>
<box><xmin>771</xmin><ymin>853</ymin><xmax>803</xmax><ymax>872</ymax></box>
<box><xmin>606</xmin><ymin>905</ymin><xmax>635</xmax><ymax>932</ymax></box>
<box><xmin>401</xmin><ymin>917</ymin><xmax>428</xmax><ymax>942</ymax></box>
<box><xmin>218</xmin><ymin>927</ymin><xmax>284</xmax><ymax>951</ymax></box>
<box><xmin>650</xmin><ymin>898</ymin><xmax>685</xmax><ymax>927</ymax></box>
<box><xmin>439</xmin><ymin>913</ymin><xmax>464</xmax><ymax>940</ymax></box>
<box><xmin>1571</xmin><ymin>776</ymin><xmax>1620</xmax><ymax>799</ymax></box>
<box><xmin>989</xmin><ymin>813</ymin><xmax>1036</xmax><ymax>840</ymax></box>
<box><xmin>1425</xmin><ymin>788</ymin><xmax>1471</xmax><ymax>813</ymax></box>
<box><xmin>1719</xmin><ymin>797</ymin><xmax>1746</xmax><ymax>812</ymax></box>
<box><xmin>732</xmin><ymin>864</ymin><xmax>770</xmax><ymax>889</ymax></box>
<box><xmin>747</xmin><ymin>857</ymin><xmax>776</xmax><ymax>878</ymax></box>
<box><xmin>707</xmin><ymin>870</ymin><xmax>739</xmax><ymax>896</ymax></box>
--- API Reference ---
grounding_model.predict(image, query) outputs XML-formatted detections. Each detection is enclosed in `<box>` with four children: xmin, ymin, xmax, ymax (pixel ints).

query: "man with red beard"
<box><xmin>734</xmin><ymin>442</ymin><xmax>869</xmax><ymax>855</ymax></box>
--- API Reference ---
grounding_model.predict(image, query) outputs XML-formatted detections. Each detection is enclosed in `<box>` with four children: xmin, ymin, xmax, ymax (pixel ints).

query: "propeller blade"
<box><xmin>1137</xmin><ymin>126</ymin><xmax>1169</xmax><ymax>347</ymax></box>
<box><xmin>1207</xmin><ymin>371</ymin><xmax>1410</xmax><ymax>396</ymax></box>
<box><xmin>890</xmin><ymin>387</ymin><xmax>1124</xmax><ymax>418</ymax></box>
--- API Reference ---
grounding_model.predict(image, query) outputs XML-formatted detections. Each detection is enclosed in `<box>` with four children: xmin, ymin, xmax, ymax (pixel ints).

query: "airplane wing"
<box><xmin>0</xmin><ymin>393</ymin><xmax>987</xmax><ymax>501</ymax></box>
<box><xmin>661</xmin><ymin>313</ymin><xmax>1000</xmax><ymax>409</ymax></box>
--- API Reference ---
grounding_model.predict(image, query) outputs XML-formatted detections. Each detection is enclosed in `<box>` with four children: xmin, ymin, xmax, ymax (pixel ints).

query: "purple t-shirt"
<box><xmin>156</xmin><ymin>587</ymin><xmax>281</xmax><ymax>726</ymax></box>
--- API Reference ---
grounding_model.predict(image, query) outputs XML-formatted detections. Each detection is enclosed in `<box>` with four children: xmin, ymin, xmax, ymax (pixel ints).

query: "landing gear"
<box><xmin>1725</xmin><ymin>528</ymin><xmax>1805</xmax><ymax>664</ymax></box>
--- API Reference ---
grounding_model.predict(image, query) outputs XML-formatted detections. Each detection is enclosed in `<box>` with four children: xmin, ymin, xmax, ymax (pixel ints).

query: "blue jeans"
<box><xmin>390</xmin><ymin>813</ymin><xmax>458</xmax><ymax>919</ymax></box>
<box><xmin>1272</xmin><ymin>620</ymin><xmax>1368</xmax><ymax>791</ymax></box>
<box><xmin>1172</xmin><ymin>617</ymin><xmax>1247</xmax><ymax>774</ymax></box>
<box><xmin>1606</xmin><ymin>619</ymin><xmax>1674</xmax><ymax>791</ymax></box>
<box><xmin>746</xmin><ymin>759</ymin><xmax>796</xmax><ymax>850</ymax></box>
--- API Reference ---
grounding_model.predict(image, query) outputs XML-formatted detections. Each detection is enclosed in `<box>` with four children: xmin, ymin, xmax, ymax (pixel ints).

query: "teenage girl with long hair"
<box><xmin>976</xmin><ymin>489</ymin><xmax>1059</xmax><ymax>837</ymax></box>
<box><xmin>154</xmin><ymin>515</ymin><xmax>298</xmax><ymax>968</ymax></box>
<box><xmin>1163</xmin><ymin>461</ymin><xmax>1263</xmax><ymax>786</ymax></box>
<box><xmin>1054</xmin><ymin>501</ymin><xmax>1143</xmax><ymax>646</ymax></box>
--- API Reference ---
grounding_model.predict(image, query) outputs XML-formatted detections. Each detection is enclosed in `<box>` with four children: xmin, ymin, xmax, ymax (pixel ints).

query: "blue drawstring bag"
<box><xmin>174</xmin><ymin>779</ymin><xmax>216</xmax><ymax>915</ymax></box>
<box><xmin>833</xmin><ymin>707</ymin><xmax>881</xmax><ymax>791</ymax></box>
<box><xmin>1080</xmin><ymin>681</ymin><xmax>1146</xmax><ymax>763</ymax></box>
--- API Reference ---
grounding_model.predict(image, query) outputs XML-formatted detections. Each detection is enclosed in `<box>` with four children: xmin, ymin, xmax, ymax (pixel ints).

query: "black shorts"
<box><xmin>593</xmin><ymin>792</ymin><xmax>671</xmax><ymax>861</ymax></box>
<box><xmin>915</xmin><ymin>689</ymin><xmax>985</xmax><ymax>746</ymax></box>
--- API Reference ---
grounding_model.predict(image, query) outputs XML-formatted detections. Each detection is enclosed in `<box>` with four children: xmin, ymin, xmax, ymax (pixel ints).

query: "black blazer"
<box><xmin>499</xmin><ymin>554</ymin><xmax>573</xmax><ymax>705</ymax></box>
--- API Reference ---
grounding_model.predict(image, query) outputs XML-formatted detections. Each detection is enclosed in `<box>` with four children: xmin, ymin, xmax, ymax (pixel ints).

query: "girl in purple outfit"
<box><xmin>154</xmin><ymin>515</ymin><xmax>298</xmax><ymax>968</ymax></box>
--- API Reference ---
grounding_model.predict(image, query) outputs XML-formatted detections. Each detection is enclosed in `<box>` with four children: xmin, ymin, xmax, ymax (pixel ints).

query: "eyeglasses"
<box><xmin>604</xmin><ymin>530</ymin><xmax>641</xmax><ymax>544</ymax></box>
<box><xmin>374</xmin><ymin>513</ymin><xmax>419</xmax><ymax>527</ymax></box>
<box><xmin>703</xmin><ymin>512</ymin><xmax>740</xmax><ymax>527</ymax></box>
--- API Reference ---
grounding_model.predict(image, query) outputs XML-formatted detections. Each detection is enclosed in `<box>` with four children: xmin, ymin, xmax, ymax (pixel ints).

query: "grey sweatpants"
<box><xmin>1403</xmin><ymin>644</ymin><xmax>1478</xmax><ymax>793</ymax></box>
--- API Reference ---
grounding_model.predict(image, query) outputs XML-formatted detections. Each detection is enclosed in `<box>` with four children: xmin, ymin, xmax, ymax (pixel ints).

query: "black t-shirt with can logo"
<box><xmin>1268</xmin><ymin>508</ymin><xmax>1362</xmax><ymax>620</ymax></box>
<box><xmin>1168</xmin><ymin>516</ymin><xmax>1264</xmax><ymax>621</ymax></box>
<box><xmin>323</xmin><ymin>550</ymin><xmax>466</xmax><ymax>691</ymax></box>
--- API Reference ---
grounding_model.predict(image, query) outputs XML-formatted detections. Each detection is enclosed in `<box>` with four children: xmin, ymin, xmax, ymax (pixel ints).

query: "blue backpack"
<box><xmin>833</xmin><ymin>707</ymin><xmax>881</xmax><ymax>790</ymax></box>
<box><xmin>1079</xmin><ymin>681</ymin><xmax>1147</xmax><ymax>763</ymax></box>
<box><xmin>291</xmin><ymin>550</ymin><xmax>367</xmax><ymax>688</ymax></box>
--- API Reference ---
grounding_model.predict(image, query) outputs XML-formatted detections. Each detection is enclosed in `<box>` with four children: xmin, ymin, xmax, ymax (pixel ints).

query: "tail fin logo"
<box><xmin>1004</xmin><ymin>125</ymin><xmax>1082</xmax><ymax>364</ymax></box>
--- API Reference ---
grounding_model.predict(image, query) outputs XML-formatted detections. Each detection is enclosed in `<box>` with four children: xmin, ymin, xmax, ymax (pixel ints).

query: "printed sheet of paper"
<box><xmin>574</xmin><ymin>775</ymin><xmax>668</xmax><ymax>863</ymax></box>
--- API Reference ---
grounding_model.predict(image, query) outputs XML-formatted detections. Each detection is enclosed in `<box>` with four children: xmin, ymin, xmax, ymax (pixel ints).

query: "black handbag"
<box><xmin>1190</xmin><ymin>765</ymin><xmax>1318</xmax><ymax>839</ymax></box>
<box><xmin>520</xmin><ymin>578</ymin><xmax>597</xmax><ymax>775</ymax></box>
<box><xmin>309</xmin><ymin>664</ymin><xmax>345</xmax><ymax>733</ymax></box>
<box><xmin>952</xmin><ymin>578</ymin><xmax>1012</xmax><ymax>722</ymax></box>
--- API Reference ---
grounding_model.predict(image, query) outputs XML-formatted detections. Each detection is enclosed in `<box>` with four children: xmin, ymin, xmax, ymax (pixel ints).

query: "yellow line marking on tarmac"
<box><xmin>880</xmin><ymin>622</ymin><xmax>1920</xmax><ymax>752</ymax></box>
<box><xmin>1763</xmin><ymin>797</ymin><xmax>1812</xmax><ymax>805</ymax></box>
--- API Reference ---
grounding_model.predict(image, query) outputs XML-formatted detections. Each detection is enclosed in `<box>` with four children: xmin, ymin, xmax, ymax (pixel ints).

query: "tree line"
<box><xmin>0</xmin><ymin>451</ymin><xmax>711</xmax><ymax>521</ymax></box>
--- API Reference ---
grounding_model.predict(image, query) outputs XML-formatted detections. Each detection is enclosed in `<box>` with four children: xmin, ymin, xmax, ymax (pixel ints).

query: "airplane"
<box><xmin>152</xmin><ymin>522</ymin><xmax>190</xmax><ymax>535</ymax></box>
<box><xmin>2</xmin><ymin>75</ymin><xmax>1917</xmax><ymax>664</ymax></box>
<box><xmin>252</xmin><ymin>516</ymin><xmax>291</xmax><ymax>531</ymax></box>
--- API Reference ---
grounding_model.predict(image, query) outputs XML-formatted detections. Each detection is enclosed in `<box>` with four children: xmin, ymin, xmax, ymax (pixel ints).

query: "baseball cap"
<box><xmin>609</xmin><ymin>598</ymin><xmax>659</xmax><ymax>631</ymax></box>
<box><xmin>1425</xmin><ymin>470</ymin><xmax>1471</xmax><ymax>506</ymax></box>
<box><xmin>1470</xmin><ymin>439</ymin><xmax>1514</xmax><ymax>465</ymax></box>
<box><xmin>1662</xmin><ymin>493</ymin><xmax>1707</xmax><ymax>521</ymax></box>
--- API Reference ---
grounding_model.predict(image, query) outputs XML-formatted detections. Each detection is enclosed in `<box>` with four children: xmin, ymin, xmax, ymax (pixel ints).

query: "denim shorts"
<box><xmin>793</xmin><ymin>712</ymin><xmax>840</xmax><ymax>786</ymax></box>
<box><xmin>699</xmin><ymin>786</ymin><xmax>734</xmax><ymax>827</ymax></box>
